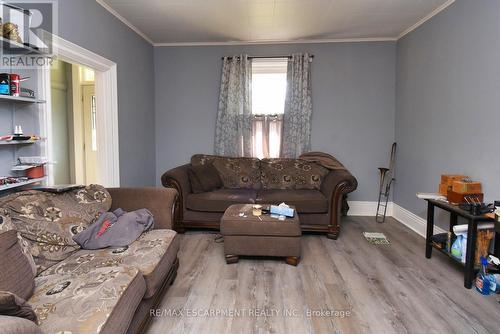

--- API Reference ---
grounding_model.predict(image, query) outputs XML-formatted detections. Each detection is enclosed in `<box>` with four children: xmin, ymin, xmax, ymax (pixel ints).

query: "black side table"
<box><xmin>425</xmin><ymin>199</ymin><xmax>496</xmax><ymax>289</ymax></box>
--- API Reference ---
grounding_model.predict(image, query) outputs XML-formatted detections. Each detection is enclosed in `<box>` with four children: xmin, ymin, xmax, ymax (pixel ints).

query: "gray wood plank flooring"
<box><xmin>147</xmin><ymin>217</ymin><xmax>500</xmax><ymax>334</ymax></box>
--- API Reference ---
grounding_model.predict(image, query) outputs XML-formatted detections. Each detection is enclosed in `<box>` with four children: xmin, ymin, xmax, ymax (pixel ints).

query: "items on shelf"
<box><xmin>0</xmin><ymin>176</ymin><xmax>28</xmax><ymax>186</ymax></box>
<box><xmin>450</xmin><ymin>223</ymin><xmax>495</xmax><ymax>265</ymax></box>
<box><xmin>0</xmin><ymin>134</ymin><xmax>40</xmax><ymax>142</ymax></box>
<box><xmin>12</xmin><ymin>156</ymin><xmax>47</xmax><ymax>179</ymax></box>
<box><xmin>0</xmin><ymin>73</ymin><xmax>9</xmax><ymax>94</ymax></box>
<box><xmin>2</xmin><ymin>21</ymin><xmax>22</xmax><ymax>43</ymax></box>
<box><xmin>437</xmin><ymin>174</ymin><xmax>489</xmax><ymax>211</ymax></box>
<box><xmin>0</xmin><ymin>73</ymin><xmax>34</xmax><ymax>98</ymax></box>
<box><xmin>475</xmin><ymin>257</ymin><xmax>494</xmax><ymax>295</ymax></box>
<box><xmin>0</xmin><ymin>125</ymin><xmax>41</xmax><ymax>143</ymax></box>
<box><xmin>416</xmin><ymin>192</ymin><xmax>446</xmax><ymax>201</ymax></box>
<box><xmin>439</xmin><ymin>174</ymin><xmax>467</xmax><ymax>196</ymax></box>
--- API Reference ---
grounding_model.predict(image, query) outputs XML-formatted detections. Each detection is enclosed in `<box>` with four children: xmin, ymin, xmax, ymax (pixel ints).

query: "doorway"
<box><xmin>40</xmin><ymin>34</ymin><xmax>120</xmax><ymax>187</ymax></box>
<box><xmin>49</xmin><ymin>60</ymin><xmax>98</xmax><ymax>185</ymax></box>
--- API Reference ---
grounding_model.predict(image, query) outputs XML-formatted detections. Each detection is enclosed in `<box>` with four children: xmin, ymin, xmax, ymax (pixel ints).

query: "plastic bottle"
<box><xmin>475</xmin><ymin>256</ymin><xmax>491</xmax><ymax>295</ymax></box>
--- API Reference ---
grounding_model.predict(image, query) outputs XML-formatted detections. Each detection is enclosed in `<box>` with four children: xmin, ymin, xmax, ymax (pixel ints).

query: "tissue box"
<box><xmin>270</xmin><ymin>205</ymin><xmax>295</xmax><ymax>218</ymax></box>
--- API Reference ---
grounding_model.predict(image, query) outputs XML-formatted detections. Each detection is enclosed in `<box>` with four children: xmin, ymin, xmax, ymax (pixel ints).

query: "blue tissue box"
<box><xmin>270</xmin><ymin>205</ymin><xmax>295</xmax><ymax>218</ymax></box>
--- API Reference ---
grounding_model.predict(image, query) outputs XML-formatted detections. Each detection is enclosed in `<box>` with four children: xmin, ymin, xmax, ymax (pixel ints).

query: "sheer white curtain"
<box><xmin>252</xmin><ymin>114</ymin><xmax>283</xmax><ymax>159</ymax></box>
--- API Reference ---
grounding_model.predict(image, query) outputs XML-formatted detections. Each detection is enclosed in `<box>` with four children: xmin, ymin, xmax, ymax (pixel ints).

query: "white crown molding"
<box><xmin>153</xmin><ymin>37</ymin><xmax>397</xmax><ymax>47</ymax></box>
<box><xmin>96</xmin><ymin>0</ymin><xmax>453</xmax><ymax>46</ymax></box>
<box><xmin>398</xmin><ymin>0</ymin><xmax>456</xmax><ymax>39</ymax></box>
<box><xmin>95</xmin><ymin>0</ymin><xmax>154</xmax><ymax>45</ymax></box>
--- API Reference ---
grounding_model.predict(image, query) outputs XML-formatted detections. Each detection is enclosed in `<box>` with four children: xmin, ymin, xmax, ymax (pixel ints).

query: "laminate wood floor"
<box><xmin>147</xmin><ymin>217</ymin><xmax>500</xmax><ymax>334</ymax></box>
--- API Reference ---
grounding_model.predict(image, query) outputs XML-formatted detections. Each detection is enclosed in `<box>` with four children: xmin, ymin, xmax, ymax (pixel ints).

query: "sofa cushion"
<box><xmin>0</xmin><ymin>185</ymin><xmax>112</xmax><ymax>273</ymax></box>
<box><xmin>0</xmin><ymin>230</ymin><xmax>35</xmax><ymax>300</ymax></box>
<box><xmin>186</xmin><ymin>189</ymin><xmax>257</xmax><ymax>212</ymax></box>
<box><xmin>0</xmin><ymin>315</ymin><xmax>43</xmax><ymax>334</ymax></box>
<box><xmin>29</xmin><ymin>266</ymin><xmax>145</xmax><ymax>334</ymax></box>
<box><xmin>0</xmin><ymin>291</ymin><xmax>37</xmax><ymax>323</ymax></box>
<box><xmin>260</xmin><ymin>158</ymin><xmax>329</xmax><ymax>190</ymax></box>
<box><xmin>39</xmin><ymin>229</ymin><xmax>179</xmax><ymax>299</ymax></box>
<box><xmin>256</xmin><ymin>189</ymin><xmax>329</xmax><ymax>213</ymax></box>
<box><xmin>188</xmin><ymin>163</ymin><xmax>223</xmax><ymax>193</ymax></box>
<box><xmin>191</xmin><ymin>154</ymin><xmax>261</xmax><ymax>189</ymax></box>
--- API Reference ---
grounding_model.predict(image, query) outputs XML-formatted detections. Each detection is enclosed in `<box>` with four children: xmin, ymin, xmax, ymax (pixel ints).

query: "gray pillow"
<box><xmin>0</xmin><ymin>230</ymin><xmax>35</xmax><ymax>300</ymax></box>
<box><xmin>0</xmin><ymin>291</ymin><xmax>37</xmax><ymax>323</ymax></box>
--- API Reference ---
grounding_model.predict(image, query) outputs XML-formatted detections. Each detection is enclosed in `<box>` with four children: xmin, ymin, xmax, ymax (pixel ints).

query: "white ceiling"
<box><xmin>97</xmin><ymin>0</ymin><xmax>454</xmax><ymax>45</ymax></box>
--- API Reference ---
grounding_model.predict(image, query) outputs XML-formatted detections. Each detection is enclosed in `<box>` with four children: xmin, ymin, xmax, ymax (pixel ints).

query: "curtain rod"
<box><xmin>222</xmin><ymin>55</ymin><xmax>314</xmax><ymax>60</ymax></box>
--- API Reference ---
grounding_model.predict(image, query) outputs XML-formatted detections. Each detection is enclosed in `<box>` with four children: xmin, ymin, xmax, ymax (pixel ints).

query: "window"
<box><xmin>251</xmin><ymin>58</ymin><xmax>288</xmax><ymax>159</ymax></box>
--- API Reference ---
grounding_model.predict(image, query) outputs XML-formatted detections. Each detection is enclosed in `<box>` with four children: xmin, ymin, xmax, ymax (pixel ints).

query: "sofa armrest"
<box><xmin>161</xmin><ymin>164</ymin><xmax>192</xmax><ymax>229</ymax></box>
<box><xmin>107</xmin><ymin>187</ymin><xmax>178</xmax><ymax>230</ymax></box>
<box><xmin>320</xmin><ymin>169</ymin><xmax>358</xmax><ymax>200</ymax></box>
<box><xmin>0</xmin><ymin>315</ymin><xmax>43</xmax><ymax>334</ymax></box>
<box><xmin>319</xmin><ymin>169</ymin><xmax>358</xmax><ymax>239</ymax></box>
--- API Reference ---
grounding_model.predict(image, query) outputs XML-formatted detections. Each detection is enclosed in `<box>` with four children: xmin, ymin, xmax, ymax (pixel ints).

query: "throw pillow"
<box><xmin>188</xmin><ymin>163</ymin><xmax>223</xmax><ymax>193</ymax></box>
<box><xmin>0</xmin><ymin>213</ymin><xmax>37</xmax><ymax>276</ymax></box>
<box><xmin>191</xmin><ymin>154</ymin><xmax>262</xmax><ymax>189</ymax></box>
<box><xmin>0</xmin><ymin>291</ymin><xmax>37</xmax><ymax>323</ymax></box>
<box><xmin>0</xmin><ymin>230</ymin><xmax>35</xmax><ymax>300</ymax></box>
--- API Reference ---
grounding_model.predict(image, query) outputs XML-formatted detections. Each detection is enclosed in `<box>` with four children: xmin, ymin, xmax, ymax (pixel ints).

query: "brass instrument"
<box><xmin>376</xmin><ymin>142</ymin><xmax>397</xmax><ymax>223</ymax></box>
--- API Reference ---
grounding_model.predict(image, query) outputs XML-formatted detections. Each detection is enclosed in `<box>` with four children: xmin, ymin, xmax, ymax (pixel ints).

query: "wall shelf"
<box><xmin>0</xmin><ymin>36</ymin><xmax>47</xmax><ymax>55</ymax></box>
<box><xmin>0</xmin><ymin>94</ymin><xmax>45</xmax><ymax>104</ymax></box>
<box><xmin>0</xmin><ymin>177</ymin><xmax>45</xmax><ymax>192</ymax></box>
<box><xmin>0</xmin><ymin>140</ymin><xmax>38</xmax><ymax>146</ymax></box>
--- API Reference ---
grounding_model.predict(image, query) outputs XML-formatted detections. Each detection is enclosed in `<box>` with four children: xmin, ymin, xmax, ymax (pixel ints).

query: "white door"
<box><xmin>82</xmin><ymin>85</ymin><xmax>98</xmax><ymax>184</ymax></box>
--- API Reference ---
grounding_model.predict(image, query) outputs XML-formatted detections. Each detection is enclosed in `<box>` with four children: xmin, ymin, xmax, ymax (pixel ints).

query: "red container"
<box><xmin>26</xmin><ymin>165</ymin><xmax>44</xmax><ymax>179</ymax></box>
<box><xmin>9</xmin><ymin>74</ymin><xmax>20</xmax><ymax>96</ymax></box>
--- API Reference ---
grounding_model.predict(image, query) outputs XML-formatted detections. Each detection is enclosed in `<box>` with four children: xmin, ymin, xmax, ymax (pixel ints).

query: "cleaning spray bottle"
<box><xmin>476</xmin><ymin>256</ymin><xmax>491</xmax><ymax>295</ymax></box>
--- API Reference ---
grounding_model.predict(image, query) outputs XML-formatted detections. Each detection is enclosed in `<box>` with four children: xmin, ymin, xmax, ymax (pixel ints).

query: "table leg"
<box><xmin>426</xmin><ymin>202</ymin><xmax>435</xmax><ymax>258</ymax></box>
<box><xmin>285</xmin><ymin>256</ymin><xmax>299</xmax><ymax>266</ymax></box>
<box><xmin>225</xmin><ymin>255</ymin><xmax>239</xmax><ymax>264</ymax></box>
<box><xmin>464</xmin><ymin>219</ymin><xmax>477</xmax><ymax>289</ymax></box>
<box><xmin>450</xmin><ymin>212</ymin><xmax>458</xmax><ymax>232</ymax></box>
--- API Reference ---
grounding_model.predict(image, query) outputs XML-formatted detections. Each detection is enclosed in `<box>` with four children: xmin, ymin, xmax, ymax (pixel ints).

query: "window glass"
<box><xmin>251</xmin><ymin>59</ymin><xmax>288</xmax><ymax>115</ymax></box>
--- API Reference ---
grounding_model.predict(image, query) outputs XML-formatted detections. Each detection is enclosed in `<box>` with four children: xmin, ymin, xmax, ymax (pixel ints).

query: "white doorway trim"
<box><xmin>40</xmin><ymin>34</ymin><xmax>120</xmax><ymax>187</ymax></box>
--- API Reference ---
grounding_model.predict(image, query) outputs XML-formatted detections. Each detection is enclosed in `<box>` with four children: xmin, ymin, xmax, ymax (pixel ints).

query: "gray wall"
<box><xmin>154</xmin><ymin>42</ymin><xmax>396</xmax><ymax>201</ymax></box>
<box><xmin>395</xmin><ymin>0</ymin><xmax>500</xmax><ymax>224</ymax></box>
<box><xmin>58</xmin><ymin>0</ymin><xmax>155</xmax><ymax>186</ymax></box>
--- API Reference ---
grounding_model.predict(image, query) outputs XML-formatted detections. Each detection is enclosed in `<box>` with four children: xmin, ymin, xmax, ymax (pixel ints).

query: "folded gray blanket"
<box><xmin>73</xmin><ymin>208</ymin><xmax>154</xmax><ymax>250</ymax></box>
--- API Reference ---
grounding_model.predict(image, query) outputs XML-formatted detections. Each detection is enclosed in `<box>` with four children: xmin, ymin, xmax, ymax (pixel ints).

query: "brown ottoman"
<box><xmin>220</xmin><ymin>204</ymin><xmax>302</xmax><ymax>266</ymax></box>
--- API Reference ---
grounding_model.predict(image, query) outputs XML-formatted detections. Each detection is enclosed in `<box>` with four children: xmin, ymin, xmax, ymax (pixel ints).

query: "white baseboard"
<box><xmin>392</xmin><ymin>203</ymin><xmax>446</xmax><ymax>238</ymax></box>
<box><xmin>347</xmin><ymin>201</ymin><xmax>393</xmax><ymax>216</ymax></box>
<box><xmin>348</xmin><ymin>201</ymin><xmax>445</xmax><ymax>238</ymax></box>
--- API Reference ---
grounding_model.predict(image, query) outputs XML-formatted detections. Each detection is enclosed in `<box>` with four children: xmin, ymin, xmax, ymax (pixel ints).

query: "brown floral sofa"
<box><xmin>0</xmin><ymin>186</ymin><xmax>180</xmax><ymax>334</ymax></box>
<box><xmin>162</xmin><ymin>154</ymin><xmax>357</xmax><ymax>239</ymax></box>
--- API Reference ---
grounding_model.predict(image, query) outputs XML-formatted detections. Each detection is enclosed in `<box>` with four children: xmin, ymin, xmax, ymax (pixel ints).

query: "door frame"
<box><xmin>39</xmin><ymin>34</ymin><xmax>120</xmax><ymax>187</ymax></box>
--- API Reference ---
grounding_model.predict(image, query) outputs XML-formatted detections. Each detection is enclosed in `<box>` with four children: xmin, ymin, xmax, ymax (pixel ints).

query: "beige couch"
<box><xmin>162</xmin><ymin>154</ymin><xmax>357</xmax><ymax>239</ymax></box>
<box><xmin>0</xmin><ymin>186</ymin><xmax>180</xmax><ymax>334</ymax></box>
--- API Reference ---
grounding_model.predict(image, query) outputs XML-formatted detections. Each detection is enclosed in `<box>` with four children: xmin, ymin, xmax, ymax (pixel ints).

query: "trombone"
<box><xmin>376</xmin><ymin>142</ymin><xmax>397</xmax><ymax>223</ymax></box>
